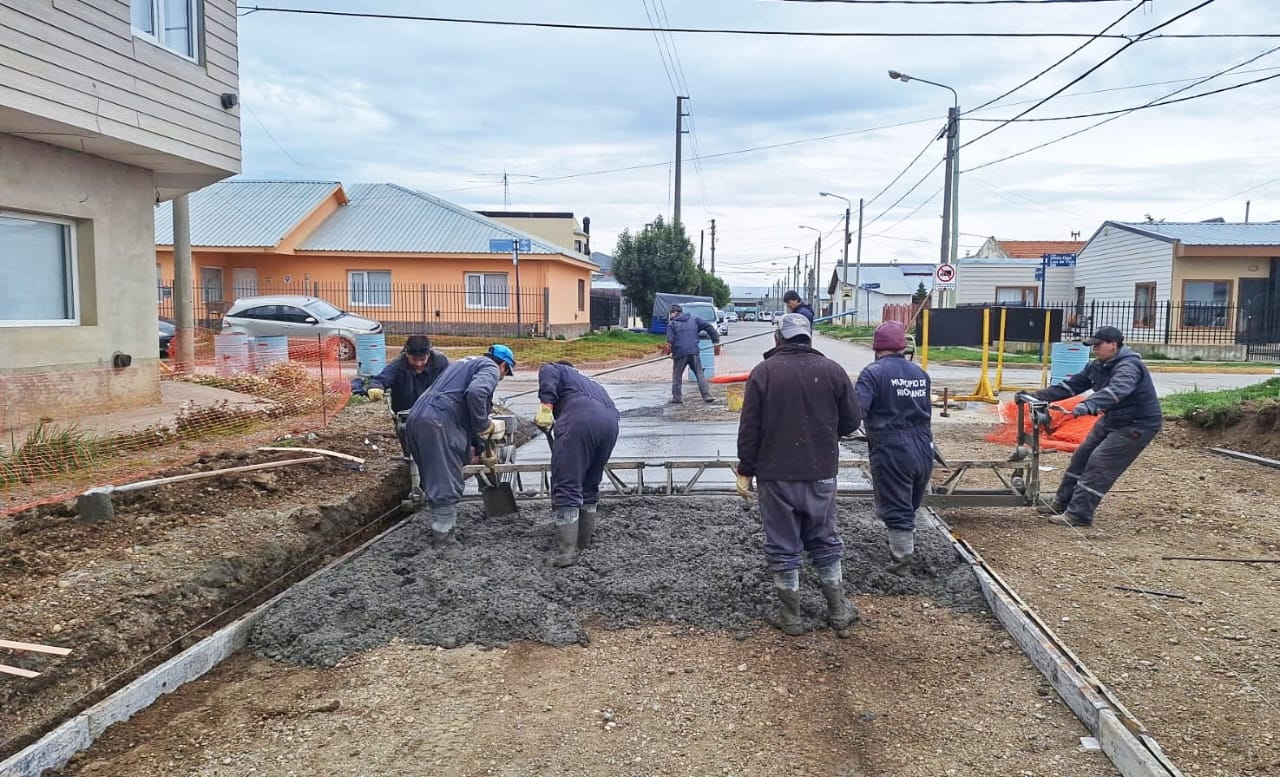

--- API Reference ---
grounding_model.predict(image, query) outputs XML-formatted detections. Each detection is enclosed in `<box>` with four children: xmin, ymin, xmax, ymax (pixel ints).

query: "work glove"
<box><xmin>534</xmin><ymin>404</ymin><xmax>555</xmax><ymax>430</ymax></box>
<box><xmin>479</xmin><ymin>447</ymin><xmax>498</xmax><ymax>468</ymax></box>
<box><xmin>1072</xmin><ymin>403</ymin><xmax>1094</xmax><ymax>418</ymax></box>
<box><xmin>735</xmin><ymin>472</ymin><xmax>754</xmax><ymax>499</ymax></box>
<box><xmin>660</xmin><ymin>343</ymin><xmax>671</xmax><ymax>355</ymax></box>
<box><xmin>714</xmin><ymin>344</ymin><xmax>722</xmax><ymax>356</ymax></box>
<box><xmin>482</xmin><ymin>418</ymin><xmax>507</xmax><ymax>441</ymax></box>
<box><xmin>367</xmin><ymin>387</ymin><xmax>385</xmax><ymax>402</ymax></box>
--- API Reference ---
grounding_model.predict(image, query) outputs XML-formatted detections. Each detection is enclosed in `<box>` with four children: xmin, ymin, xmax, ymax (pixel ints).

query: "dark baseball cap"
<box><xmin>1083</xmin><ymin>326</ymin><xmax>1124</xmax><ymax>346</ymax></box>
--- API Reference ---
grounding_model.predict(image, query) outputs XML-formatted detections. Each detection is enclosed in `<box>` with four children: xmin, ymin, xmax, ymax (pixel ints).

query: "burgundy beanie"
<box><xmin>872</xmin><ymin>321</ymin><xmax>907</xmax><ymax>351</ymax></box>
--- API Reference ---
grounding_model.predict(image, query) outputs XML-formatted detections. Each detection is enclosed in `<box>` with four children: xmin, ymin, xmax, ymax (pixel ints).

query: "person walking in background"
<box><xmin>534</xmin><ymin>361</ymin><xmax>620</xmax><ymax>567</ymax></box>
<box><xmin>666</xmin><ymin>303</ymin><xmax>720</xmax><ymax>404</ymax></box>
<box><xmin>783</xmin><ymin>290</ymin><xmax>815</xmax><ymax>323</ymax></box>
<box><xmin>404</xmin><ymin>345</ymin><xmax>515</xmax><ymax>547</ymax></box>
<box><xmin>1020</xmin><ymin>325</ymin><xmax>1162</xmax><ymax>528</ymax></box>
<box><xmin>855</xmin><ymin>320</ymin><xmax>933</xmax><ymax>577</ymax></box>
<box><xmin>736</xmin><ymin>313</ymin><xmax>862</xmax><ymax>636</ymax></box>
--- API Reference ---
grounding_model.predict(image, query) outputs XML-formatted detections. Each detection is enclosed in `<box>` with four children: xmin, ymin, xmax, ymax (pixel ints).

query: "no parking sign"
<box><xmin>934</xmin><ymin>264</ymin><xmax>956</xmax><ymax>288</ymax></box>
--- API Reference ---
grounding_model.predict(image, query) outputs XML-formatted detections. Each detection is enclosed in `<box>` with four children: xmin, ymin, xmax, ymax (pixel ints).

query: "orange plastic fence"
<box><xmin>984</xmin><ymin>395</ymin><xmax>1098</xmax><ymax>453</ymax></box>
<box><xmin>2</xmin><ymin>335</ymin><xmax>352</xmax><ymax>517</ymax></box>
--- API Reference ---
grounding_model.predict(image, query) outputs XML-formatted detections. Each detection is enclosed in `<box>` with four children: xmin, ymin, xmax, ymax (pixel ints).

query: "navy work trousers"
<box><xmin>550</xmin><ymin>403</ymin><xmax>619</xmax><ymax>509</ymax></box>
<box><xmin>1055</xmin><ymin>422</ymin><xmax>1158</xmax><ymax>523</ymax></box>
<box><xmin>757</xmin><ymin>478</ymin><xmax>843</xmax><ymax>572</ymax></box>
<box><xmin>868</xmin><ymin>430</ymin><xmax>933</xmax><ymax>532</ymax></box>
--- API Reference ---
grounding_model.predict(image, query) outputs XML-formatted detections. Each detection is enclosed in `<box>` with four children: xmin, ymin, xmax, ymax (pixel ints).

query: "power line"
<box><xmin>640</xmin><ymin>0</ymin><xmax>680</xmax><ymax>95</ymax></box>
<box><xmin>965</xmin><ymin>0</ymin><xmax>1149</xmax><ymax>114</ymax></box>
<box><xmin>959</xmin><ymin>0</ymin><xmax>1220</xmax><ymax>151</ymax></box>
<box><xmin>236</xmin><ymin>6</ymin><xmax>1143</xmax><ymax>38</ymax></box>
<box><xmin>771</xmin><ymin>0</ymin><xmax>1133</xmax><ymax>4</ymax></box>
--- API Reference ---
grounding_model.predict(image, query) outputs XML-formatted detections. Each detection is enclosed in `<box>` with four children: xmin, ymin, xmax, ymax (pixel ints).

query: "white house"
<box><xmin>953</xmin><ymin>238</ymin><xmax>1085</xmax><ymax>307</ymax></box>
<box><xmin>0</xmin><ymin>0</ymin><xmax>241</xmax><ymax>425</ymax></box>
<box><xmin>828</xmin><ymin>264</ymin><xmax>931</xmax><ymax>325</ymax></box>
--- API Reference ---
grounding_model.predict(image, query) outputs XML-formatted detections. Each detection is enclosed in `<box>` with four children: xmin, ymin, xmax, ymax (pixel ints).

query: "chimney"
<box><xmin>582</xmin><ymin>216</ymin><xmax>591</xmax><ymax>254</ymax></box>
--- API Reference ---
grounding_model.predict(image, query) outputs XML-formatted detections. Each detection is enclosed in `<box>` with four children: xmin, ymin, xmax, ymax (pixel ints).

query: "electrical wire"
<box><xmin>770</xmin><ymin>0</ymin><xmax>1133</xmax><ymax>4</ymax></box>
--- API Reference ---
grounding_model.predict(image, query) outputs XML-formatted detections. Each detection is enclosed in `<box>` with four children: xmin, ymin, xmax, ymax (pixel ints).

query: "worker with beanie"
<box><xmin>535</xmin><ymin>361</ymin><xmax>620</xmax><ymax>567</ymax></box>
<box><xmin>405</xmin><ymin>344</ymin><xmax>516</xmax><ymax>547</ymax></box>
<box><xmin>367</xmin><ymin>335</ymin><xmax>449</xmax><ymax>415</ymax></box>
<box><xmin>855</xmin><ymin>320</ymin><xmax>933</xmax><ymax>576</ymax></box>
<box><xmin>736</xmin><ymin>313</ymin><xmax>862</xmax><ymax>636</ymax></box>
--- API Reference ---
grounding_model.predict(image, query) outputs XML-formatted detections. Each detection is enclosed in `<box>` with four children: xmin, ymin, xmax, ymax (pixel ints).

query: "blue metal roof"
<box><xmin>1111</xmin><ymin>221</ymin><xmax>1280</xmax><ymax>246</ymax></box>
<box><xmin>155</xmin><ymin>180</ymin><xmax>342</xmax><ymax>247</ymax></box>
<box><xmin>297</xmin><ymin>183</ymin><xmax>566</xmax><ymax>254</ymax></box>
<box><xmin>832</xmin><ymin>264</ymin><xmax>927</xmax><ymax>296</ymax></box>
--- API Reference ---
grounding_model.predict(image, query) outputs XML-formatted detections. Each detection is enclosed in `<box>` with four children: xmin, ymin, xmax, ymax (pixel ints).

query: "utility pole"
<box><xmin>856</xmin><ymin>198</ymin><xmax>864</xmax><ymax>325</ymax></box>
<box><xmin>699</xmin><ymin>229</ymin><xmax>705</xmax><ymax>269</ymax></box>
<box><xmin>813</xmin><ymin>234</ymin><xmax>822</xmax><ymax>306</ymax></box>
<box><xmin>709</xmin><ymin>218</ymin><xmax>716</xmax><ymax>275</ymax></box>
<box><xmin>172</xmin><ymin>194</ymin><xmax>195</xmax><ymax>371</ymax></box>
<box><xmin>938</xmin><ymin>105</ymin><xmax>960</xmax><ymax>308</ymax></box>
<box><xmin>673</xmin><ymin>96</ymin><xmax>688</xmax><ymax>228</ymax></box>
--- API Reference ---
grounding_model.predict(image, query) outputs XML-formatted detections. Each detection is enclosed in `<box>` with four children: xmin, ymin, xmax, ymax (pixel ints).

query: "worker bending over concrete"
<box><xmin>367</xmin><ymin>335</ymin><xmax>449</xmax><ymax>462</ymax></box>
<box><xmin>736</xmin><ymin>313</ymin><xmax>862</xmax><ymax>636</ymax></box>
<box><xmin>855</xmin><ymin>320</ymin><xmax>933</xmax><ymax>577</ymax></box>
<box><xmin>405</xmin><ymin>344</ymin><xmax>515</xmax><ymax>546</ymax></box>
<box><xmin>535</xmin><ymin>361</ymin><xmax>620</xmax><ymax>567</ymax></box>
<box><xmin>1019</xmin><ymin>325</ymin><xmax>1161</xmax><ymax>528</ymax></box>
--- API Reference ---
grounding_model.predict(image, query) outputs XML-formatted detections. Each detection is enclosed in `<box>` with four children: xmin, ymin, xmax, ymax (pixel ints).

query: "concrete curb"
<box><xmin>0</xmin><ymin>510</ymin><xmax>409</xmax><ymax>777</ymax></box>
<box><xmin>922</xmin><ymin>510</ymin><xmax>1183</xmax><ymax>777</ymax></box>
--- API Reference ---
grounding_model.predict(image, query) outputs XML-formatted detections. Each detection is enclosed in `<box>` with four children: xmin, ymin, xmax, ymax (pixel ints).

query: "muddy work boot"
<box><xmin>887</xmin><ymin>528</ymin><xmax>915</xmax><ymax>578</ymax></box>
<box><xmin>547</xmin><ymin>507</ymin><xmax>581</xmax><ymax>567</ymax></box>
<box><xmin>767</xmin><ymin>588</ymin><xmax>805</xmax><ymax>636</ymax></box>
<box><xmin>819</xmin><ymin>582</ymin><xmax>859</xmax><ymax>633</ymax></box>
<box><xmin>1036</xmin><ymin>500</ymin><xmax>1066</xmax><ymax>516</ymax></box>
<box><xmin>431</xmin><ymin>529</ymin><xmax>458</xmax><ymax>547</ymax></box>
<box><xmin>577</xmin><ymin>504</ymin><xmax>598</xmax><ymax>550</ymax></box>
<box><xmin>1047</xmin><ymin>513</ymin><xmax>1093</xmax><ymax>528</ymax></box>
<box><xmin>430</xmin><ymin>506</ymin><xmax>458</xmax><ymax>548</ymax></box>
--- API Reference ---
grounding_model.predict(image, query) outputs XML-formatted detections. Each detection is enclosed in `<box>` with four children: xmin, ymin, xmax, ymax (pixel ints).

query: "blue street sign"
<box><xmin>488</xmin><ymin>238</ymin><xmax>532</xmax><ymax>253</ymax></box>
<box><xmin>1034</xmin><ymin>267</ymin><xmax>1045</xmax><ymax>281</ymax></box>
<box><xmin>860</xmin><ymin>282</ymin><xmax>881</xmax><ymax>290</ymax></box>
<box><xmin>1042</xmin><ymin>252</ymin><xmax>1076</xmax><ymax>268</ymax></box>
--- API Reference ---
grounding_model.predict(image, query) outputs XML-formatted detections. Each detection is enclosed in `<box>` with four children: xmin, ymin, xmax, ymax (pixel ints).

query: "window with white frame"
<box><xmin>466</xmin><ymin>272</ymin><xmax>509</xmax><ymax>309</ymax></box>
<box><xmin>349</xmin><ymin>270</ymin><xmax>392</xmax><ymax>307</ymax></box>
<box><xmin>131</xmin><ymin>0</ymin><xmax>199</xmax><ymax>59</ymax></box>
<box><xmin>0</xmin><ymin>212</ymin><xmax>77</xmax><ymax>325</ymax></box>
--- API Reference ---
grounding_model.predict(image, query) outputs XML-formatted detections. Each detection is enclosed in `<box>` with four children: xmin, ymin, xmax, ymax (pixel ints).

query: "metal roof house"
<box><xmin>954</xmin><ymin>238</ymin><xmax>1085</xmax><ymax>308</ymax></box>
<box><xmin>2</xmin><ymin>0</ymin><xmax>242</xmax><ymax>426</ymax></box>
<box><xmin>154</xmin><ymin>180</ymin><xmax>598</xmax><ymax>338</ymax></box>
<box><xmin>827</xmin><ymin>264</ymin><xmax>929</xmax><ymax>326</ymax></box>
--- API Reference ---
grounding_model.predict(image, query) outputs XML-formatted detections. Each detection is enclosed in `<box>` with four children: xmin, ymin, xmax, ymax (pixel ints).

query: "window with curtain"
<box><xmin>466</xmin><ymin>273</ymin><xmax>510</xmax><ymax>309</ymax></box>
<box><xmin>994</xmin><ymin>286</ymin><xmax>1037</xmax><ymax>306</ymax></box>
<box><xmin>1181</xmin><ymin>280</ymin><xmax>1230</xmax><ymax>327</ymax></box>
<box><xmin>0</xmin><ymin>213</ymin><xmax>76</xmax><ymax>325</ymax></box>
<box><xmin>1133</xmin><ymin>283</ymin><xmax>1156</xmax><ymax>328</ymax></box>
<box><xmin>348</xmin><ymin>270</ymin><xmax>392</xmax><ymax>307</ymax></box>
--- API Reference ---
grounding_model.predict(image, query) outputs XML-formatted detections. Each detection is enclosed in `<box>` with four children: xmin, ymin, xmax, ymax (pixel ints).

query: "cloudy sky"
<box><xmin>235</xmin><ymin>0</ymin><xmax>1280</xmax><ymax>294</ymax></box>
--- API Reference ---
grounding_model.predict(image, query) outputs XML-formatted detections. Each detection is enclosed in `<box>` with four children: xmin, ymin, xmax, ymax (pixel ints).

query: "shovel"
<box><xmin>477</xmin><ymin>440</ymin><xmax>518</xmax><ymax>517</ymax></box>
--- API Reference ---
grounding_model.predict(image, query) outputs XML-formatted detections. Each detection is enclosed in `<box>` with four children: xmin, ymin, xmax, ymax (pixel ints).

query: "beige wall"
<box><xmin>486</xmin><ymin>215</ymin><xmax>588</xmax><ymax>257</ymax></box>
<box><xmin>1</xmin><ymin>135</ymin><xmax>161</xmax><ymax>425</ymax></box>
<box><xmin>0</xmin><ymin>0</ymin><xmax>241</xmax><ymax>195</ymax></box>
<box><xmin>1171</xmin><ymin>255</ymin><xmax>1272</xmax><ymax>304</ymax></box>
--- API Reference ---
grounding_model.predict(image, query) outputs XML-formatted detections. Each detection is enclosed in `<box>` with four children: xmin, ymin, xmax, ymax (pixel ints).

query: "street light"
<box><xmin>820</xmin><ymin>191</ymin><xmax>854</xmax><ymax>319</ymax></box>
<box><xmin>797</xmin><ymin>226</ymin><xmax>821</xmax><ymax>307</ymax></box>
<box><xmin>889</xmin><ymin>68</ymin><xmax>960</xmax><ymax>308</ymax></box>
<box><xmin>784</xmin><ymin>245</ymin><xmax>803</xmax><ymax>299</ymax></box>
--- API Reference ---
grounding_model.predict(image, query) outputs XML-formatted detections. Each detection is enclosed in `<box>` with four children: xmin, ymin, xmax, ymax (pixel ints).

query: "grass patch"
<box><xmin>814</xmin><ymin>323</ymin><xmax>877</xmax><ymax>341</ymax></box>
<box><xmin>431</xmin><ymin>329</ymin><xmax>667</xmax><ymax>367</ymax></box>
<box><xmin>0</xmin><ymin>421</ymin><xmax>102</xmax><ymax>487</ymax></box>
<box><xmin>1160</xmin><ymin>377</ymin><xmax>1280</xmax><ymax>427</ymax></box>
<box><xmin>922</xmin><ymin>346</ymin><xmax>1044</xmax><ymax>364</ymax></box>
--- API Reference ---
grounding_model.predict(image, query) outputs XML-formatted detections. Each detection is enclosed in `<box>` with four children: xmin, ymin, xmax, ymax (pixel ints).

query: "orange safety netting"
<box><xmin>1</xmin><ymin>334</ymin><xmax>352</xmax><ymax>517</ymax></box>
<box><xmin>984</xmin><ymin>395</ymin><xmax>1099</xmax><ymax>453</ymax></box>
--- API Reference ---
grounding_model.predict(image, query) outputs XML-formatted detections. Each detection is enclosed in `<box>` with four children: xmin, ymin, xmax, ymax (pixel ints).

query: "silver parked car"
<box><xmin>221</xmin><ymin>295</ymin><xmax>382</xmax><ymax>360</ymax></box>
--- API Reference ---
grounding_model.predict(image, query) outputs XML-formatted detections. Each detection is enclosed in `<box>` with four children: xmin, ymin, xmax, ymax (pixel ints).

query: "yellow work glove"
<box><xmin>479</xmin><ymin>447</ymin><xmax>499</xmax><ymax>468</ymax></box>
<box><xmin>534</xmin><ymin>404</ymin><xmax>555</xmax><ymax>429</ymax></box>
<box><xmin>483</xmin><ymin>418</ymin><xmax>507</xmax><ymax>441</ymax></box>
<box><xmin>735</xmin><ymin>473</ymin><xmax>754</xmax><ymax>499</ymax></box>
<box><xmin>367</xmin><ymin>387</ymin><xmax>385</xmax><ymax>402</ymax></box>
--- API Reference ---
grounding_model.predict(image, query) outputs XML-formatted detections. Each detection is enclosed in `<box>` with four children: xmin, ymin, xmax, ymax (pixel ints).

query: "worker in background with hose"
<box><xmin>665</xmin><ymin>303</ymin><xmax>720</xmax><ymax>404</ymax></box>
<box><xmin>1018</xmin><ymin>325</ymin><xmax>1161</xmax><ymax>529</ymax></box>
<box><xmin>405</xmin><ymin>344</ymin><xmax>515</xmax><ymax>547</ymax></box>
<box><xmin>736</xmin><ymin>313</ymin><xmax>862</xmax><ymax>636</ymax></box>
<box><xmin>534</xmin><ymin>361</ymin><xmax>620</xmax><ymax>567</ymax></box>
<box><xmin>855</xmin><ymin>320</ymin><xmax>933</xmax><ymax>577</ymax></box>
<box><xmin>366</xmin><ymin>334</ymin><xmax>449</xmax><ymax>456</ymax></box>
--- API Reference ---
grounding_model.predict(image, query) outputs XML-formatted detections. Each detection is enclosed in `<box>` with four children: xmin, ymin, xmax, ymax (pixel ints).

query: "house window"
<box><xmin>577</xmin><ymin>279</ymin><xmax>585</xmax><ymax>311</ymax></box>
<box><xmin>995</xmin><ymin>286</ymin><xmax>1038</xmax><ymax>307</ymax></box>
<box><xmin>200</xmin><ymin>267</ymin><xmax>224</xmax><ymax>303</ymax></box>
<box><xmin>131</xmin><ymin>0</ymin><xmax>199</xmax><ymax>59</ymax></box>
<box><xmin>1133</xmin><ymin>283</ymin><xmax>1156</xmax><ymax>328</ymax></box>
<box><xmin>0</xmin><ymin>212</ymin><xmax>77</xmax><ymax>326</ymax></box>
<box><xmin>348</xmin><ymin>270</ymin><xmax>392</xmax><ymax>307</ymax></box>
<box><xmin>466</xmin><ymin>272</ymin><xmax>509</xmax><ymax>309</ymax></box>
<box><xmin>574</xmin><ymin>240</ymin><xmax>583</xmax><ymax>253</ymax></box>
<box><xmin>1181</xmin><ymin>280</ymin><xmax>1230</xmax><ymax>328</ymax></box>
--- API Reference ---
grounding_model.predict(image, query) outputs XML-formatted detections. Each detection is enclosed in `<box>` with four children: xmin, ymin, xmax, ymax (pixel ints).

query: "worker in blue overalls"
<box><xmin>535</xmin><ymin>361</ymin><xmax>620</xmax><ymax>567</ymax></box>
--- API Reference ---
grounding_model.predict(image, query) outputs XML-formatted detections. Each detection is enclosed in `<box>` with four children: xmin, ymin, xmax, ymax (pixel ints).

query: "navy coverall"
<box><xmin>370</xmin><ymin>350</ymin><xmax>449</xmax><ymax>415</ymax></box>
<box><xmin>791</xmin><ymin>303</ymin><xmax>815</xmax><ymax>323</ymax></box>
<box><xmin>855</xmin><ymin>353</ymin><xmax>933</xmax><ymax>532</ymax></box>
<box><xmin>405</xmin><ymin>356</ymin><xmax>501</xmax><ymax>510</ymax></box>
<box><xmin>667</xmin><ymin>312</ymin><xmax>719</xmax><ymax>401</ymax></box>
<box><xmin>538</xmin><ymin>363</ymin><xmax>620</xmax><ymax>511</ymax></box>
<box><xmin>1031</xmin><ymin>346</ymin><xmax>1161</xmax><ymax>524</ymax></box>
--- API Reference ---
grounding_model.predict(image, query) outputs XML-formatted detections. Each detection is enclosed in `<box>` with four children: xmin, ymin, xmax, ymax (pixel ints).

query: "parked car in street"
<box><xmin>724</xmin><ymin>311</ymin><xmax>738</xmax><ymax>323</ymax></box>
<box><xmin>743</xmin><ymin>311</ymin><xmax>757</xmax><ymax>322</ymax></box>
<box><xmin>221</xmin><ymin>295</ymin><xmax>382</xmax><ymax>360</ymax></box>
<box><xmin>159</xmin><ymin>319</ymin><xmax>175</xmax><ymax>358</ymax></box>
<box><xmin>759</xmin><ymin>310</ymin><xmax>774</xmax><ymax>322</ymax></box>
<box><xmin>715</xmin><ymin>309</ymin><xmax>729</xmax><ymax>337</ymax></box>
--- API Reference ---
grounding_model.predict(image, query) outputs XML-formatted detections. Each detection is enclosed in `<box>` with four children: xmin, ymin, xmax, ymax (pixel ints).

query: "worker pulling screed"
<box><xmin>855</xmin><ymin>320</ymin><xmax>933</xmax><ymax>577</ymax></box>
<box><xmin>1018</xmin><ymin>325</ymin><xmax>1161</xmax><ymax>528</ymax></box>
<box><xmin>665</xmin><ymin>303</ymin><xmax>720</xmax><ymax>404</ymax></box>
<box><xmin>405</xmin><ymin>344</ymin><xmax>515</xmax><ymax>546</ymax></box>
<box><xmin>736</xmin><ymin>313</ymin><xmax>862</xmax><ymax>636</ymax></box>
<box><xmin>535</xmin><ymin>361</ymin><xmax>620</xmax><ymax>567</ymax></box>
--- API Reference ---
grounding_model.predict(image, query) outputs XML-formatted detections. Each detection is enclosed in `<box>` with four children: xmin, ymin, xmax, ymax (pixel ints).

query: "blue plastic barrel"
<box><xmin>687</xmin><ymin>338</ymin><xmax>716</xmax><ymax>382</ymax></box>
<box><xmin>1050</xmin><ymin>342</ymin><xmax>1090</xmax><ymax>384</ymax></box>
<box><xmin>355</xmin><ymin>332</ymin><xmax>387</xmax><ymax>377</ymax></box>
<box><xmin>249</xmin><ymin>336</ymin><xmax>289</xmax><ymax>373</ymax></box>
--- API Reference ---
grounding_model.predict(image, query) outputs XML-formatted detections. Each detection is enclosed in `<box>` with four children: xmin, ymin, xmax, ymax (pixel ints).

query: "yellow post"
<box><xmin>1039</xmin><ymin>308</ymin><xmax>1052</xmax><ymax>389</ymax></box>
<box><xmin>994</xmin><ymin>307</ymin><xmax>1008</xmax><ymax>391</ymax></box>
<box><xmin>956</xmin><ymin>307</ymin><xmax>998</xmax><ymax>403</ymax></box>
<box><xmin>921</xmin><ymin>309</ymin><xmax>930</xmax><ymax>371</ymax></box>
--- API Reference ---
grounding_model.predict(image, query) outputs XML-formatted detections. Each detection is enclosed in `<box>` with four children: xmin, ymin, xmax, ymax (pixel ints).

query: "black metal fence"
<box><xmin>158</xmin><ymin>281</ymin><xmax>555</xmax><ymax>338</ymax></box>
<box><xmin>1029</xmin><ymin>299</ymin><xmax>1280</xmax><ymax>347</ymax></box>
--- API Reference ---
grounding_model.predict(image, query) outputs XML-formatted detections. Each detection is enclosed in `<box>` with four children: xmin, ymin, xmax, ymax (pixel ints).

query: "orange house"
<box><xmin>155</xmin><ymin>180</ymin><xmax>598</xmax><ymax>337</ymax></box>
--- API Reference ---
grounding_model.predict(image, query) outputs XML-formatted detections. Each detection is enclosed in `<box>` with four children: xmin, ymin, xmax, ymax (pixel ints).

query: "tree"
<box><xmin>912</xmin><ymin>281</ymin><xmax>929</xmax><ymax>303</ymax></box>
<box><xmin>612</xmin><ymin>216</ymin><xmax>699</xmax><ymax>326</ymax></box>
<box><xmin>695</xmin><ymin>269</ymin><xmax>731</xmax><ymax>308</ymax></box>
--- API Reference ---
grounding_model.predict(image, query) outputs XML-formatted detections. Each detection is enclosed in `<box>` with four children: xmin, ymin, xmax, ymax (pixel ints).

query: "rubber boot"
<box><xmin>767</xmin><ymin>588</ymin><xmax>805</xmax><ymax>636</ymax></box>
<box><xmin>431</xmin><ymin>505</ymin><xmax>458</xmax><ymax>548</ymax></box>
<box><xmin>547</xmin><ymin>507</ymin><xmax>580</xmax><ymax>567</ymax></box>
<box><xmin>431</xmin><ymin>529</ymin><xmax>458</xmax><ymax>547</ymax></box>
<box><xmin>577</xmin><ymin>504</ymin><xmax>598</xmax><ymax>550</ymax></box>
<box><xmin>887</xmin><ymin>528</ymin><xmax>915</xmax><ymax>577</ymax></box>
<box><xmin>816</xmin><ymin>561</ymin><xmax>858</xmax><ymax>633</ymax></box>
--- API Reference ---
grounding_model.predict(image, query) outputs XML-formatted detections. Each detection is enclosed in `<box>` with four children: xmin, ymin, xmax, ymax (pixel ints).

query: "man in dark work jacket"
<box><xmin>736</xmin><ymin>313</ymin><xmax>862</xmax><ymax>637</ymax></box>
